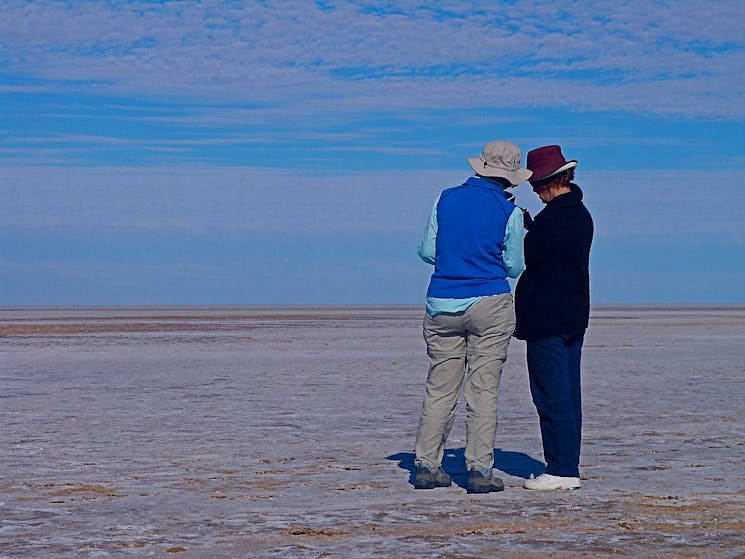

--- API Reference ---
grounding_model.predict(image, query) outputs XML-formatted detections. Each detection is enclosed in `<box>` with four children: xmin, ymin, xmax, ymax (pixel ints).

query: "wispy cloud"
<box><xmin>4</xmin><ymin>133</ymin><xmax>277</xmax><ymax>146</ymax></box>
<box><xmin>2</xmin><ymin>0</ymin><xmax>743</xmax><ymax>117</ymax></box>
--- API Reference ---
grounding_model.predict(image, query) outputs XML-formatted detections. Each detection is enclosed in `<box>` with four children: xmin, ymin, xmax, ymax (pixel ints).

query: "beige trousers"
<box><xmin>414</xmin><ymin>293</ymin><xmax>516</xmax><ymax>471</ymax></box>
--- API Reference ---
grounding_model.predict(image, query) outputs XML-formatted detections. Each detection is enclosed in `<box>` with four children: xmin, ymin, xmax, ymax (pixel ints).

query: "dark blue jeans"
<box><xmin>526</xmin><ymin>333</ymin><xmax>584</xmax><ymax>478</ymax></box>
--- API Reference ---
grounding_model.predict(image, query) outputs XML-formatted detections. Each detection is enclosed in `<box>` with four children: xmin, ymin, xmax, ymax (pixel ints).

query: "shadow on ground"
<box><xmin>387</xmin><ymin>448</ymin><xmax>545</xmax><ymax>489</ymax></box>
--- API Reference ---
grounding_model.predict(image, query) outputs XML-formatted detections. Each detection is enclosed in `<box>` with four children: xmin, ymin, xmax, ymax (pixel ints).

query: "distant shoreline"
<box><xmin>1</xmin><ymin>303</ymin><xmax>744</xmax><ymax>312</ymax></box>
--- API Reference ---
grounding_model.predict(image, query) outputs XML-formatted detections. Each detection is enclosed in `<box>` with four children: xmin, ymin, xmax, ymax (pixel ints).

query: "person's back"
<box><xmin>515</xmin><ymin>182</ymin><xmax>593</xmax><ymax>341</ymax></box>
<box><xmin>428</xmin><ymin>178</ymin><xmax>516</xmax><ymax>299</ymax></box>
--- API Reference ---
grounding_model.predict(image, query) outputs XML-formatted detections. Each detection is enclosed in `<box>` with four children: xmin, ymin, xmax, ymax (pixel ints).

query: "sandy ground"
<box><xmin>1</xmin><ymin>305</ymin><xmax>744</xmax><ymax>558</ymax></box>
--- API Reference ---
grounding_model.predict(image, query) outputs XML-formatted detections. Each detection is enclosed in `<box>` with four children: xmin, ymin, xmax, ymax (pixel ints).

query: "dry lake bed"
<box><xmin>2</xmin><ymin>305</ymin><xmax>744</xmax><ymax>558</ymax></box>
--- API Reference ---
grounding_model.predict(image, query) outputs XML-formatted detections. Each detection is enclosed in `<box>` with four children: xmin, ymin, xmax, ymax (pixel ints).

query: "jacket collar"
<box><xmin>547</xmin><ymin>182</ymin><xmax>584</xmax><ymax>208</ymax></box>
<box><xmin>464</xmin><ymin>176</ymin><xmax>513</xmax><ymax>200</ymax></box>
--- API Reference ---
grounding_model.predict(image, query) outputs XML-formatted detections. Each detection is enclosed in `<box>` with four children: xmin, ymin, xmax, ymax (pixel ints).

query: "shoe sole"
<box><xmin>523</xmin><ymin>474</ymin><xmax>580</xmax><ymax>491</ymax></box>
<box><xmin>414</xmin><ymin>478</ymin><xmax>452</xmax><ymax>489</ymax></box>
<box><xmin>466</xmin><ymin>485</ymin><xmax>504</xmax><ymax>494</ymax></box>
<box><xmin>524</xmin><ymin>483</ymin><xmax>580</xmax><ymax>491</ymax></box>
<box><xmin>466</xmin><ymin>480</ymin><xmax>505</xmax><ymax>494</ymax></box>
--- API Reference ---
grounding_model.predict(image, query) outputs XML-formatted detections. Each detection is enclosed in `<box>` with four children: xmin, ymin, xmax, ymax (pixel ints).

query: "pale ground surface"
<box><xmin>1</xmin><ymin>305</ymin><xmax>744</xmax><ymax>558</ymax></box>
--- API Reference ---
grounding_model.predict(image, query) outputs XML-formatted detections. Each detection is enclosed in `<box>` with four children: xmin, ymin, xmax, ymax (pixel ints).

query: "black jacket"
<box><xmin>514</xmin><ymin>183</ymin><xmax>594</xmax><ymax>341</ymax></box>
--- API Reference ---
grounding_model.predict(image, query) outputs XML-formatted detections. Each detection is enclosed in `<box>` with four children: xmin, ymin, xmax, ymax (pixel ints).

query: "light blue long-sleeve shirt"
<box><xmin>418</xmin><ymin>191</ymin><xmax>525</xmax><ymax>315</ymax></box>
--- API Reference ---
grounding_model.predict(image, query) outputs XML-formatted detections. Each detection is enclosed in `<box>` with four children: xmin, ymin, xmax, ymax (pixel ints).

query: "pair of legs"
<box><xmin>526</xmin><ymin>333</ymin><xmax>584</xmax><ymax>479</ymax></box>
<box><xmin>414</xmin><ymin>293</ymin><xmax>515</xmax><ymax>473</ymax></box>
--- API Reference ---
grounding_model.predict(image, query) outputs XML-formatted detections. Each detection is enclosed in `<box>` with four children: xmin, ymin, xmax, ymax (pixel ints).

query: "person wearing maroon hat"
<box><xmin>515</xmin><ymin>145</ymin><xmax>594</xmax><ymax>491</ymax></box>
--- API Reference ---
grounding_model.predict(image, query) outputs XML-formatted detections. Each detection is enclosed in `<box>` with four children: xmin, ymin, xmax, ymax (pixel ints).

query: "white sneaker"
<box><xmin>524</xmin><ymin>473</ymin><xmax>581</xmax><ymax>491</ymax></box>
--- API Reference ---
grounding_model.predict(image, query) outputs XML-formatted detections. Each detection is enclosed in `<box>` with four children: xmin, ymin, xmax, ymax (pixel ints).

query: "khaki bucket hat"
<box><xmin>468</xmin><ymin>140</ymin><xmax>532</xmax><ymax>185</ymax></box>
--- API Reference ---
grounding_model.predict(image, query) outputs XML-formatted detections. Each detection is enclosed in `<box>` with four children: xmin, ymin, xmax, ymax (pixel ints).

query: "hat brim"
<box><xmin>468</xmin><ymin>157</ymin><xmax>533</xmax><ymax>185</ymax></box>
<box><xmin>530</xmin><ymin>160</ymin><xmax>578</xmax><ymax>182</ymax></box>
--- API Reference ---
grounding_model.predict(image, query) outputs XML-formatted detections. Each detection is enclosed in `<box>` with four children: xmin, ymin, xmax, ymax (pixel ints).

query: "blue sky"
<box><xmin>1</xmin><ymin>0</ymin><xmax>744</xmax><ymax>305</ymax></box>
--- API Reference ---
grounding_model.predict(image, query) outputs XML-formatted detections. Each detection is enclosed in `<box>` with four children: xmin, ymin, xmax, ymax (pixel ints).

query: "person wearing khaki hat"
<box><xmin>514</xmin><ymin>144</ymin><xmax>594</xmax><ymax>491</ymax></box>
<box><xmin>412</xmin><ymin>140</ymin><xmax>531</xmax><ymax>494</ymax></box>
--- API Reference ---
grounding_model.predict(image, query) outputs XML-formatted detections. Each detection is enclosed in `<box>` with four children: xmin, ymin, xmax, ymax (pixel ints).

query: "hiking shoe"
<box><xmin>466</xmin><ymin>468</ymin><xmax>504</xmax><ymax>494</ymax></box>
<box><xmin>524</xmin><ymin>473</ymin><xmax>581</xmax><ymax>491</ymax></box>
<box><xmin>413</xmin><ymin>466</ymin><xmax>452</xmax><ymax>489</ymax></box>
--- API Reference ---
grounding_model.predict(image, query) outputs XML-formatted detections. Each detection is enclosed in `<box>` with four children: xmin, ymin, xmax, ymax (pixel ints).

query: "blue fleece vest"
<box><xmin>427</xmin><ymin>177</ymin><xmax>515</xmax><ymax>299</ymax></box>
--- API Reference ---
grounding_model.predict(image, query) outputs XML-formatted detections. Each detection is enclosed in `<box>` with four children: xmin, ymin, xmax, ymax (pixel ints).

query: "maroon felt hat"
<box><xmin>526</xmin><ymin>145</ymin><xmax>578</xmax><ymax>182</ymax></box>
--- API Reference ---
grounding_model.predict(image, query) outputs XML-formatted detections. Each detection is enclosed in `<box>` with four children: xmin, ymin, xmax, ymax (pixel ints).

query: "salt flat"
<box><xmin>1</xmin><ymin>305</ymin><xmax>744</xmax><ymax>558</ymax></box>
